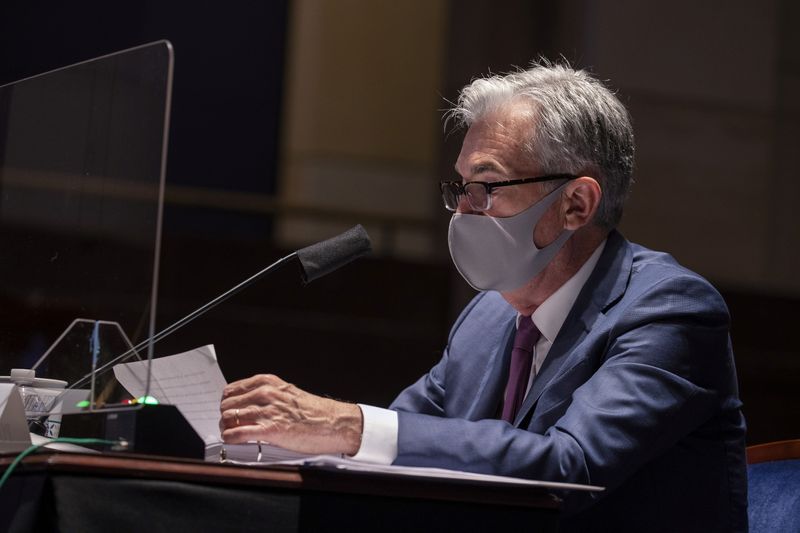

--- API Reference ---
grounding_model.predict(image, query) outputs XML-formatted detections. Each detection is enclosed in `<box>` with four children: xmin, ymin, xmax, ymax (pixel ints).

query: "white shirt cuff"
<box><xmin>349</xmin><ymin>404</ymin><xmax>398</xmax><ymax>464</ymax></box>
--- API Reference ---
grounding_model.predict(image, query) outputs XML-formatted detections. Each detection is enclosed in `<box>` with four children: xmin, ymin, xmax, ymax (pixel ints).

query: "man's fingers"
<box><xmin>221</xmin><ymin>424</ymin><xmax>273</xmax><ymax>444</ymax></box>
<box><xmin>220</xmin><ymin>405</ymin><xmax>267</xmax><ymax>430</ymax></box>
<box><xmin>222</xmin><ymin>374</ymin><xmax>283</xmax><ymax>400</ymax></box>
<box><xmin>219</xmin><ymin>406</ymin><xmax>240</xmax><ymax>430</ymax></box>
<box><xmin>220</xmin><ymin>383</ymin><xmax>280</xmax><ymax>412</ymax></box>
<box><xmin>221</xmin><ymin>375</ymin><xmax>265</xmax><ymax>399</ymax></box>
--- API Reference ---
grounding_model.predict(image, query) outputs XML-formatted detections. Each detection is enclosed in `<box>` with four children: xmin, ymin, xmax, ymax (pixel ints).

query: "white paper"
<box><xmin>220</xmin><ymin>451</ymin><xmax>601</xmax><ymax>491</ymax></box>
<box><xmin>113</xmin><ymin>345</ymin><xmax>228</xmax><ymax>445</ymax></box>
<box><xmin>294</xmin><ymin>455</ymin><xmax>604</xmax><ymax>492</ymax></box>
<box><xmin>0</xmin><ymin>384</ymin><xmax>32</xmax><ymax>453</ymax></box>
<box><xmin>205</xmin><ymin>441</ymin><xmax>310</xmax><ymax>463</ymax></box>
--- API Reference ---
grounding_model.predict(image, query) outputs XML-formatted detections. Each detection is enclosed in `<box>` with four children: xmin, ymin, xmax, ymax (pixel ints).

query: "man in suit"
<box><xmin>220</xmin><ymin>62</ymin><xmax>747</xmax><ymax>531</ymax></box>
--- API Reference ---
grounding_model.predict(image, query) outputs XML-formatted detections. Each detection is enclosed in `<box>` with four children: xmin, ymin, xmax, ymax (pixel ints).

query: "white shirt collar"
<box><xmin>523</xmin><ymin>239</ymin><xmax>607</xmax><ymax>343</ymax></box>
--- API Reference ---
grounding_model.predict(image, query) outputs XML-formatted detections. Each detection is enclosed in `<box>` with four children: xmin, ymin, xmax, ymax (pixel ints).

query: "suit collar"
<box><xmin>587</xmin><ymin>230</ymin><xmax>632</xmax><ymax>313</ymax></box>
<box><xmin>513</xmin><ymin>230</ymin><xmax>633</xmax><ymax>426</ymax></box>
<box><xmin>531</xmin><ymin>239</ymin><xmax>607</xmax><ymax>344</ymax></box>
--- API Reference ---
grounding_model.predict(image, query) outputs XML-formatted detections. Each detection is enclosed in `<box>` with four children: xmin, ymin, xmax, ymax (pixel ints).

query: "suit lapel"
<box><xmin>467</xmin><ymin>313</ymin><xmax>517</xmax><ymax>420</ymax></box>
<box><xmin>513</xmin><ymin>231</ymin><xmax>633</xmax><ymax>426</ymax></box>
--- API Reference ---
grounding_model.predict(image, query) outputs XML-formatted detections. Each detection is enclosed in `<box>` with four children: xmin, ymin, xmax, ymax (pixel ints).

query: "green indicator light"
<box><xmin>75</xmin><ymin>400</ymin><xmax>91</xmax><ymax>408</ymax></box>
<box><xmin>137</xmin><ymin>396</ymin><xmax>159</xmax><ymax>405</ymax></box>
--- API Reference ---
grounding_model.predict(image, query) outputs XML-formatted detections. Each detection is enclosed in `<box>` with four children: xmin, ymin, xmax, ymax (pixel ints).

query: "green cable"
<box><xmin>0</xmin><ymin>437</ymin><xmax>121</xmax><ymax>490</ymax></box>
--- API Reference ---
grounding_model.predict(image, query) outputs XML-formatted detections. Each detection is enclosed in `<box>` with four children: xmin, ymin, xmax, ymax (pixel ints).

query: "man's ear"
<box><xmin>562</xmin><ymin>176</ymin><xmax>602</xmax><ymax>230</ymax></box>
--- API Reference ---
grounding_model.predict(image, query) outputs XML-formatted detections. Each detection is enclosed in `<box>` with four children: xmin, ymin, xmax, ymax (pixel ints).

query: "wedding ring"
<box><xmin>234</xmin><ymin>408</ymin><xmax>240</xmax><ymax>426</ymax></box>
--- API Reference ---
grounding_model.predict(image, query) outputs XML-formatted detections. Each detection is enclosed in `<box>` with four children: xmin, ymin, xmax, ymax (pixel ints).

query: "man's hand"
<box><xmin>219</xmin><ymin>374</ymin><xmax>363</xmax><ymax>456</ymax></box>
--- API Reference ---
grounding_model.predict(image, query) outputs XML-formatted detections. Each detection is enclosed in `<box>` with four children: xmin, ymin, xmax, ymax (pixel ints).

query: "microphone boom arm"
<box><xmin>66</xmin><ymin>224</ymin><xmax>371</xmax><ymax>393</ymax></box>
<box><xmin>68</xmin><ymin>252</ymin><xmax>299</xmax><ymax>391</ymax></box>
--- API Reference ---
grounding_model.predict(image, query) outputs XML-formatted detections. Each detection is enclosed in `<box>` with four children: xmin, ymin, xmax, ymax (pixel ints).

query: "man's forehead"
<box><xmin>455</xmin><ymin>109</ymin><xmax>536</xmax><ymax>177</ymax></box>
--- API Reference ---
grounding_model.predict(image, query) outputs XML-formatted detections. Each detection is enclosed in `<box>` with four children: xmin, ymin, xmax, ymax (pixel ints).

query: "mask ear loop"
<box><xmin>529</xmin><ymin>183</ymin><xmax>571</xmax><ymax>248</ymax></box>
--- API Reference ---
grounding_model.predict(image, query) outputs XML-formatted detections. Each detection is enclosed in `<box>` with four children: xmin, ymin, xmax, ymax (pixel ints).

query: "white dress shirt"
<box><xmin>350</xmin><ymin>240</ymin><xmax>606</xmax><ymax>465</ymax></box>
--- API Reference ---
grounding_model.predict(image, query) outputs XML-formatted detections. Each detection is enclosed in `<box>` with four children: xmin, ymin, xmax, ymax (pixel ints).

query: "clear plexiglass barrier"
<box><xmin>0</xmin><ymin>41</ymin><xmax>173</xmax><ymax>431</ymax></box>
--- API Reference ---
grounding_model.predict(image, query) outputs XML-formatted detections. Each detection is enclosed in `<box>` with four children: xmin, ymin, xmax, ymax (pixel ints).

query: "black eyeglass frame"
<box><xmin>440</xmin><ymin>173</ymin><xmax>578</xmax><ymax>212</ymax></box>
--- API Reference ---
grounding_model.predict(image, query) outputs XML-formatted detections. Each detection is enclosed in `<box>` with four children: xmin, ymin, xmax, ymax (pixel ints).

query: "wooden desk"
<box><xmin>1</xmin><ymin>452</ymin><xmax>561</xmax><ymax>532</ymax></box>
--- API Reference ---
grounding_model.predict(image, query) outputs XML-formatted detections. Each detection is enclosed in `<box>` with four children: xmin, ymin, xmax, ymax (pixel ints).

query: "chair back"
<box><xmin>747</xmin><ymin>439</ymin><xmax>800</xmax><ymax>533</ymax></box>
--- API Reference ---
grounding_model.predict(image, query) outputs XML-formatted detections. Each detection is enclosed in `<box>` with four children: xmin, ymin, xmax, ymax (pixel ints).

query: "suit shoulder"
<box><xmin>447</xmin><ymin>291</ymin><xmax>515</xmax><ymax>341</ymax></box>
<box><xmin>623</xmin><ymin>242</ymin><xmax>729</xmax><ymax>321</ymax></box>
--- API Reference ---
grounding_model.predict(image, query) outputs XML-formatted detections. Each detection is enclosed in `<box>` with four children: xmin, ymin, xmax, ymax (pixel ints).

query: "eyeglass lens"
<box><xmin>442</xmin><ymin>182</ymin><xmax>490</xmax><ymax>211</ymax></box>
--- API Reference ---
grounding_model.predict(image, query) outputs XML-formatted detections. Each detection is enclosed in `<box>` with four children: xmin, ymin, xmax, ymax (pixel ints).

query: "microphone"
<box><xmin>64</xmin><ymin>225</ymin><xmax>372</xmax><ymax>390</ymax></box>
<box><xmin>297</xmin><ymin>224</ymin><xmax>372</xmax><ymax>284</ymax></box>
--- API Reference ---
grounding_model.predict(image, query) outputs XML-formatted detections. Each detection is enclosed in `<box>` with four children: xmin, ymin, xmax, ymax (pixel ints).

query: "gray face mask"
<box><xmin>447</xmin><ymin>183</ymin><xmax>573</xmax><ymax>292</ymax></box>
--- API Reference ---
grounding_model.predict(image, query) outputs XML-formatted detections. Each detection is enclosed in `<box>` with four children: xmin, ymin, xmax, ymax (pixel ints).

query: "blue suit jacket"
<box><xmin>390</xmin><ymin>231</ymin><xmax>747</xmax><ymax>532</ymax></box>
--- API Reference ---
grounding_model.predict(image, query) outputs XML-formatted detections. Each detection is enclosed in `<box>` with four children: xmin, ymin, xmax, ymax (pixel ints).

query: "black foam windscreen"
<box><xmin>295</xmin><ymin>225</ymin><xmax>372</xmax><ymax>284</ymax></box>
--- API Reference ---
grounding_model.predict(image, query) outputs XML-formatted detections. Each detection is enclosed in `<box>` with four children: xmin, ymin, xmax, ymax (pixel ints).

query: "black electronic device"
<box><xmin>59</xmin><ymin>404</ymin><xmax>205</xmax><ymax>459</ymax></box>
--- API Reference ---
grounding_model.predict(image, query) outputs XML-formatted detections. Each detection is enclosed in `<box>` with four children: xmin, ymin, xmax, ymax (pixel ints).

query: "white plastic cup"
<box><xmin>9</xmin><ymin>369</ymin><xmax>68</xmax><ymax>438</ymax></box>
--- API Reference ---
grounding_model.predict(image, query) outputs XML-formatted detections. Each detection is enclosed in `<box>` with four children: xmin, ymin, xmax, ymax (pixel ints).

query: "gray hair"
<box><xmin>447</xmin><ymin>61</ymin><xmax>635</xmax><ymax>229</ymax></box>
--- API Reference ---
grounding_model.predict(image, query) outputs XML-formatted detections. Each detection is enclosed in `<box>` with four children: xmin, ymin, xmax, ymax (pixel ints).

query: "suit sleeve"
<box><xmin>389</xmin><ymin>291</ymin><xmax>489</xmax><ymax>416</ymax></box>
<box><xmin>390</xmin><ymin>272</ymin><xmax>736</xmax><ymax>501</ymax></box>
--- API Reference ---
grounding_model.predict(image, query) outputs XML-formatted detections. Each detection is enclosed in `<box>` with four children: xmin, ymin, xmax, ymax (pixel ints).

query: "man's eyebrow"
<box><xmin>470</xmin><ymin>161</ymin><xmax>500</xmax><ymax>175</ymax></box>
<box><xmin>453</xmin><ymin>162</ymin><xmax>503</xmax><ymax>177</ymax></box>
<box><xmin>472</xmin><ymin>163</ymin><xmax>501</xmax><ymax>174</ymax></box>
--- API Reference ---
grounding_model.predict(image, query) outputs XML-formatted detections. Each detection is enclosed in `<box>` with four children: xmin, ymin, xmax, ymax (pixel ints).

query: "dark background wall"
<box><xmin>0</xmin><ymin>0</ymin><xmax>797</xmax><ymax>446</ymax></box>
<box><xmin>0</xmin><ymin>0</ymin><xmax>454</xmax><ymax>415</ymax></box>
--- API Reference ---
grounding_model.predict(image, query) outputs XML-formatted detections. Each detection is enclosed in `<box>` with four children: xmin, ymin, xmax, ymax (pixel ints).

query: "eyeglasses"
<box><xmin>439</xmin><ymin>174</ymin><xmax>578</xmax><ymax>212</ymax></box>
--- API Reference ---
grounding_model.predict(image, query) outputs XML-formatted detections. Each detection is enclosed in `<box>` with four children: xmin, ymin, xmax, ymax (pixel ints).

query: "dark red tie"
<box><xmin>501</xmin><ymin>316</ymin><xmax>540</xmax><ymax>423</ymax></box>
